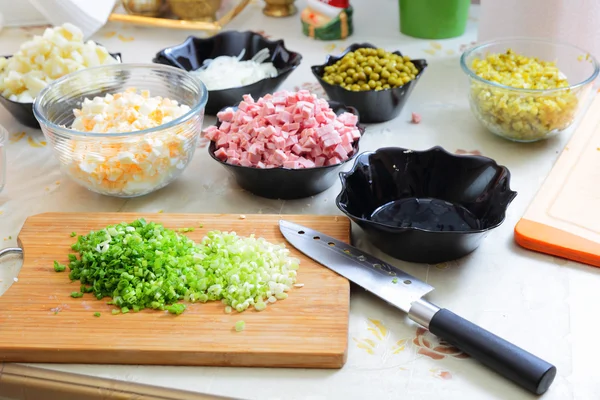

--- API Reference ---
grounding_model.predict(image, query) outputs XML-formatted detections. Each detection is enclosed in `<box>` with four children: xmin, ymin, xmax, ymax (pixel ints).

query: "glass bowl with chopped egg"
<box><xmin>33</xmin><ymin>63</ymin><xmax>208</xmax><ymax>198</ymax></box>
<box><xmin>461</xmin><ymin>38</ymin><xmax>599</xmax><ymax>142</ymax></box>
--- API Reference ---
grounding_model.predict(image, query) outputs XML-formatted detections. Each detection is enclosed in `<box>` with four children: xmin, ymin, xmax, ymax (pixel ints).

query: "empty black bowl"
<box><xmin>208</xmin><ymin>101</ymin><xmax>364</xmax><ymax>200</ymax></box>
<box><xmin>336</xmin><ymin>146</ymin><xmax>517</xmax><ymax>263</ymax></box>
<box><xmin>153</xmin><ymin>30</ymin><xmax>302</xmax><ymax>116</ymax></box>
<box><xmin>0</xmin><ymin>52</ymin><xmax>122</xmax><ymax>129</ymax></box>
<box><xmin>311</xmin><ymin>43</ymin><xmax>427</xmax><ymax>123</ymax></box>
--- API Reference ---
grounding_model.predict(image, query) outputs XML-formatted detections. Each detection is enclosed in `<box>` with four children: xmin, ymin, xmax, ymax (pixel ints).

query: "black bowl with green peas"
<box><xmin>311</xmin><ymin>43</ymin><xmax>427</xmax><ymax>123</ymax></box>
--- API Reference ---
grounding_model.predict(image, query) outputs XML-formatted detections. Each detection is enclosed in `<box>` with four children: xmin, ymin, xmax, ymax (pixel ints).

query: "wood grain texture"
<box><xmin>0</xmin><ymin>213</ymin><xmax>350</xmax><ymax>368</ymax></box>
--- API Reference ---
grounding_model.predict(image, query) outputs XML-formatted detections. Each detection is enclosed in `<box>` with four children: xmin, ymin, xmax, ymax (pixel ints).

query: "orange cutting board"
<box><xmin>0</xmin><ymin>213</ymin><xmax>350</xmax><ymax>368</ymax></box>
<box><xmin>515</xmin><ymin>93</ymin><xmax>600</xmax><ymax>267</ymax></box>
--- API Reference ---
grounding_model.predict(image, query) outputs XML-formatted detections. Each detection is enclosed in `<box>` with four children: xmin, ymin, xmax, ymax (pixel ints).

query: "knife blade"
<box><xmin>279</xmin><ymin>220</ymin><xmax>556</xmax><ymax>395</ymax></box>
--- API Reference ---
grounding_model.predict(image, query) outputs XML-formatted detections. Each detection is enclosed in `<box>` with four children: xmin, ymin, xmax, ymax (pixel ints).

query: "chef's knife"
<box><xmin>279</xmin><ymin>220</ymin><xmax>556</xmax><ymax>395</ymax></box>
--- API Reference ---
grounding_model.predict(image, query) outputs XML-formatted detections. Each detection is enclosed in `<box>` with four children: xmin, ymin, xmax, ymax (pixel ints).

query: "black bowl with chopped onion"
<box><xmin>153</xmin><ymin>30</ymin><xmax>303</xmax><ymax>115</ymax></box>
<box><xmin>207</xmin><ymin>100</ymin><xmax>364</xmax><ymax>200</ymax></box>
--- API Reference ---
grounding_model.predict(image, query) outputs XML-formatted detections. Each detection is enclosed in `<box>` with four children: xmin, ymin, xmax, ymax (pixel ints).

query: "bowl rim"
<box><xmin>207</xmin><ymin>100</ymin><xmax>364</xmax><ymax>172</ymax></box>
<box><xmin>32</xmin><ymin>63</ymin><xmax>208</xmax><ymax>138</ymax></box>
<box><xmin>0</xmin><ymin>52</ymin><xmax>123</xmax><ymax>107</ymax></box>
<box><xmin>335</xmin><ymin>146</ymin><xmax>518</xmax><ymax>235</ymax></box>
<box><xmin>152</xmin><ymin>30</ymin><xmax>303</xmax><ymax>93</ymax></box>
<box><xmin>460</xmin><ymin>37</ymin><xmax>600</xmax><ymax>93</ymax></box>
<box><xmin>310</xmin><ymin>42</ymin><xmax>428</xmax><ymax>93</ymax></box>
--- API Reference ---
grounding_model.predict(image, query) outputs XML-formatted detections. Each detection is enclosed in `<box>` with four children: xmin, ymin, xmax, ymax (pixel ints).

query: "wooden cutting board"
<box><xmin>0</xmin><ymin>213</ymin><xmax>350</xmax><ymax>368</ymax></box>
<box><xmin>515</xmin><ymin>93</ymin><xmax>600</xmax><ymax>267</ymax></box>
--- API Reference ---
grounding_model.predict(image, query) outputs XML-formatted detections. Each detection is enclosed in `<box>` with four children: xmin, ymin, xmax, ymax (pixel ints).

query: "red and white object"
<box><xmin>306</xmin><ymin>0</ymin><xmax>349</xmax><ymax>18</ymax></box>
<box><xmin>203</xmin><ymin>90</ymin><xmax>361</xmax><ymax>169</ymax></box>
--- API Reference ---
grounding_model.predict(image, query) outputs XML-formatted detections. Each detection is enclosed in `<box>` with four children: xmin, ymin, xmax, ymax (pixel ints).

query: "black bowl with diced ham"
<box><xmin>153</xmin><ymin>31</ymin><xmax>302</xmax><ymax>115</ymax></box>
<box><xmin>311</xmin><ymin>43</ymin><xmax>427</xmax><ymax>123</ymax></box>
<box><xmin>205</xmin><ymin>90</ymin><xmax>364</xmax><ymax>200</ymax></box>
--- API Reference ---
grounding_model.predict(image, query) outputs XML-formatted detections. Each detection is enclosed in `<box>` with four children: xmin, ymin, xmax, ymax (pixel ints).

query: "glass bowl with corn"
<box><xmin>461</xmin><ymin>38</ymin><xmax>599</xmax><ymax>142</ymax></box>
<box><xmin>33</xmin><ymin>64</ymin><xmax>208</xmax><ymax>198</ymax></box>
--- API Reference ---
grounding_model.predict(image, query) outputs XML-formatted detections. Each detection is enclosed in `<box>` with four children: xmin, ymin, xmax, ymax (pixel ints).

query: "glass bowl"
<box><xmin>460</xmin><ymin>38</ymin><xmax>599</xmax><ymax>142</ymax></box>
<box><xmin>33</xmin><ymin>63</ymin><xmax>208</xmax><ymax>198</ymax></box>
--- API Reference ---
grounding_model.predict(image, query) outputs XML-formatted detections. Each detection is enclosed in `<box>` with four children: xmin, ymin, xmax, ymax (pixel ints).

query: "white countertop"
<box><xmin>1</xmin><ymin>1</ymin><xmax>599</xmax><ymax>399</ymax></box>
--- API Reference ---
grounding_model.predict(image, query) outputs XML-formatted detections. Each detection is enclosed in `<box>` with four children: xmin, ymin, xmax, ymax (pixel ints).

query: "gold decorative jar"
<box><xmin>263</xmin><ymin>0</ymin><xmax>297</xmax><ymax>17</ymax></box>
<box><xmin>168</xmin><ymin>0</ymin><xmax>222</xmax><ymax>21</ymax></box>
<box><xmin>122</xmin><ymin>0</ymin><xmax>168</xmax><ymax>17</ymax></box>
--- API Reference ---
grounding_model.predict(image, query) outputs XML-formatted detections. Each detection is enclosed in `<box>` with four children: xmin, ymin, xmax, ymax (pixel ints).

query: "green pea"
<box><xmin>364</xmin><ymin>66</ymin><xmax>373</xmax><ymax>75</ymax></box>
<box><xmin>370</xmin><ymin>72</ymin><xmax>380</xmax><ymax>81</ymax></box>
<box><xmin>368</xmin><ymin>80</ymin><xmax>377</xmax><ymax>89</ymax></box>
<box><xmin>361</xmin><ymin>83</ymin><xmax>370</xmax><ymax>91</ymax></box>
<box><xmin>381</xmin><ymin>70</ymin><xmax>391</xmax><ymax>79</ymax></box>
<box><xmin>345</xmin><ymin>77</ymin><xmax>354</xmax><ymax>84</ymax></box>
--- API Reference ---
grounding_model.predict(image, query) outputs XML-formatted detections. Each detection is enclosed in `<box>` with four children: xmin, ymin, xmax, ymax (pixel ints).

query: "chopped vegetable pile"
<box><xmin>58</xmin><ymin>218</ymin><xmax>300</xmax><ymax>315</ymax></box>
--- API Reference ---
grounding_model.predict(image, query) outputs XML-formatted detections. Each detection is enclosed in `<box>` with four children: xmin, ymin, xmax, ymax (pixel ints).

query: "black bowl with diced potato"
<box><xmin>0</xmin><ymin>52</ymin><xmax>122</xmax><ymax>129</ymax></box>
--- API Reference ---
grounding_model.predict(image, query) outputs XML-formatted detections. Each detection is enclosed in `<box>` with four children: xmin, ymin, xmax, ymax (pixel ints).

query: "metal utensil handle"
<box><xmin>0</xmin><ymin>248</ymin><xmax>23</xmax><ymax>260</ymax></box>
<box><xmin>411</xmin><ymin>299</ymin><xmax>556</xmax><ymax>395</ymax></box>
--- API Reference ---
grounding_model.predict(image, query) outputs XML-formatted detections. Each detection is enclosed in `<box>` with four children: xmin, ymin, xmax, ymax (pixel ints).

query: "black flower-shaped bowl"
<box><xmin>153</xmin><ymin>30</ymin><xmax>303</xmax><ymax>116</ymax></box>
<box><xmin>0</xmin><ymin>52</ymin><xmax>122</xmax><ymax>129</ymax></box>
<box><xmin>311</xmin><ymin>43</ymin><xmax>427</xmax><ymax>123</ymax></box>
<box><xmin>336</xmin><ymin>146</ymin><xmax>517</xmax><ymax>263</ymax></box>
<box><xmin>208</xmin><ymin>101</ymin><xmax>364</xmax><ymax>200</ymax></box>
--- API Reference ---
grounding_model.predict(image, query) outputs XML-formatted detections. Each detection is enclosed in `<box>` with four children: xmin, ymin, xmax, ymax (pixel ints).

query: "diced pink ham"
<box><xmin>214</xmin><ymin>147</ymin><xmax>228</xmax><ymax>160</ymax></box>
<box><xmin>202</xmin><ymin>89</ymin><xmax>361</xmax><ymax>169</ymax></box>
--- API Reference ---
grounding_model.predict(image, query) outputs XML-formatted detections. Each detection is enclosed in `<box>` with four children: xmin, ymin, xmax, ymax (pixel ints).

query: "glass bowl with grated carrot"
<box><xmin>461</xmin><ymin>38</ymin><xmax>599</xmax><ymax>142</ymax></box>
<box><xmin>33</xmin><ymin>64</ymin><xmax>208</xmax><ymax>197</ymax></box>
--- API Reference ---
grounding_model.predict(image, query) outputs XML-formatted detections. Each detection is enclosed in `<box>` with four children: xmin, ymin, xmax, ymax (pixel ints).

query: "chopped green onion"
<box><xmin>392</xmin><ymin>278</ymin><xmax>398</xmax><ymax>284</ymax></box>
<box><xmin>225</xmin><ymin>306</ymin><xmax>232</xmax><ymax>314</ymax></box>
<box><xmin>70</xmin><ymin>232</ymin><xmax>77</xmax><ymax>237</ymax></box>
<box><xmin>70</xmin><ymin>291</ymin><xmax>83</xmax><ymax>298</ymax></box>
<box><xmin>53</xmin><ymin>261</ymin><xmax>66</xmax><ymax>272</ymax></box>
<box><xmin>68</xmin><ymin>254</ymin><xmax>77</xmax><ymax>262</ymax></box>
<box><xmin>93</xmin><ymin>312</ymin><xmax>101</xmax><ymax>317</ymax></box>
<box><xmin>112</xmin><ymin>309</ymin><xmax>120</xmax><ymax>315</ymax></box>
<box><xmin>121</xmin><ymin>307</ymin><xmax>130</xmax><ymax>314</ymax></box>
<box><xmin>165</xmin><ymin>303</ymin><xmax>186</xmax><ymax>315</ymax></box>
<box><xmin>235</xmin><ymin>320</ymin><xmax>245</xmax><ymax>332</ymax></box>
<box><xmin>63</xmin><ymin>219</ymin><xmax>300</xmax><ymax>314</ymax></box>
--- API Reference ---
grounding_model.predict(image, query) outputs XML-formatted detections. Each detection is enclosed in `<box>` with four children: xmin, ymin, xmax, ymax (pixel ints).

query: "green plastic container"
<box><xmin>399</xmin><ymin>0</ymin><xmax>470</xmax><ymax>39</ymax></box>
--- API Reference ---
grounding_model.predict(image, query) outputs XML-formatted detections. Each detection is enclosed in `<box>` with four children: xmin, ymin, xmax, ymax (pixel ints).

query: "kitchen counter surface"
<box><xmin>0</xmin><ymin>1</ymin><xmax>598</xmax><ymax>399</ymax></box>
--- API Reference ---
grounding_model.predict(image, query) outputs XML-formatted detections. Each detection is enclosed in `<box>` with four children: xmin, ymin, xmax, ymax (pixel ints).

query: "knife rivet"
<box><xmin>313</xmin><ymin>236</ymin><xmax>320</xmax><ymax>240</ymax></box>
<box><xmin>298</xmin><ymin>231</ymin><xmax>305</xmax><ymax>234</ymax></box>
<box><xmin>327</xmin><ymin>242</ymin><xmax>335</xmax><ymax>246</ymax></box>
<box><xmin>404</xmin><ymin>280</ymin><xmax>412</xmax><ymax>285</ymax></box>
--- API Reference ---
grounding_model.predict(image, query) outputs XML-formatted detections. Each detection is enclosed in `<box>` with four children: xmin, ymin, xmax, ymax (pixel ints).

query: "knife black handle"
<box><xmin>428</xmin><ymin>308</ymin><xmax>556</xmax><ymax>395</ymax></box>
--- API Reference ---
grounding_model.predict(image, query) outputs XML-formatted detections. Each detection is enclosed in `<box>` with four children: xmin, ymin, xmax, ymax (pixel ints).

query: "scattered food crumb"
<box><xmin>94</xmin><ymin>312</ymin><xmax>101</xmax><ymax>317</ymax></box>
<box><xmin>45</xmin><ymin>187</ymin><xmax>49</xmax><ymax>191</ymax></box>
<box><xmin>199</xmin><ymin>223</ymin><xmax>204</xmax><ymax>228</ymax></box>
<box><xmin>403</xmin><ymin>149</ymin><xmax>413</xmax><ymax>154</ymax></box>
<box><xmin>240</xmin><ymin>215</ymin><xmax>246</xmax><ymax>219</ymax></box>
<box><xmin>411</xmin><ymin>112</ymin><xmax>421</xmax><ymax>124</ymax></box>
<box><xmin>293</xmin><ymin>283</ymin><xmax>304</xmax><ymax>288</ymax></box>
<box><xmin>13</xmin><ymin>277</ymin><xmax>18</xmax><ymax>282</ymax></box>
<box><xmin>597</xmin><ymin>147</ymin><xmax>600</xmax><ymax>151</ymax></box>
<box><xmin>0</xmin><ymin>210</ymin><xmax>3</xmax><ymax>215</ymax></box>
<box><xmin>392</xmin><ymin>278</ymin><xmax>398</xmax><ymax>284</ymax></box>
<box><xmin>55</xmin><ymin>180</ymin><xmax>60</xmax><ymax>185</ymax></box>
<box><xmin>158</xmin><ymin>209</ymin><xmax>163</xmax><ymax>213</ymax></box>
<box><xmin>334</xmin><ymin>216</ymin><xmax>338</xmax><ymax>221</ymax></box>
<box><xmin>235</xmin><ymin>320</ymin><xmax>246</xmax><ymax>332</ymax></box>
<box><xmin>8</xmin><ymin>236</ymin><xmax>11</xmax><ymax>239</ymax></box>
<box><xmin>70</xmin><ymin>232</ymin><xmax>77</xmax><ymax>237</ymax></box>
<box><xmin>225</xmin><ymin>306</ymin><xmax>232</xmax><ymax>314</ymax></box>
